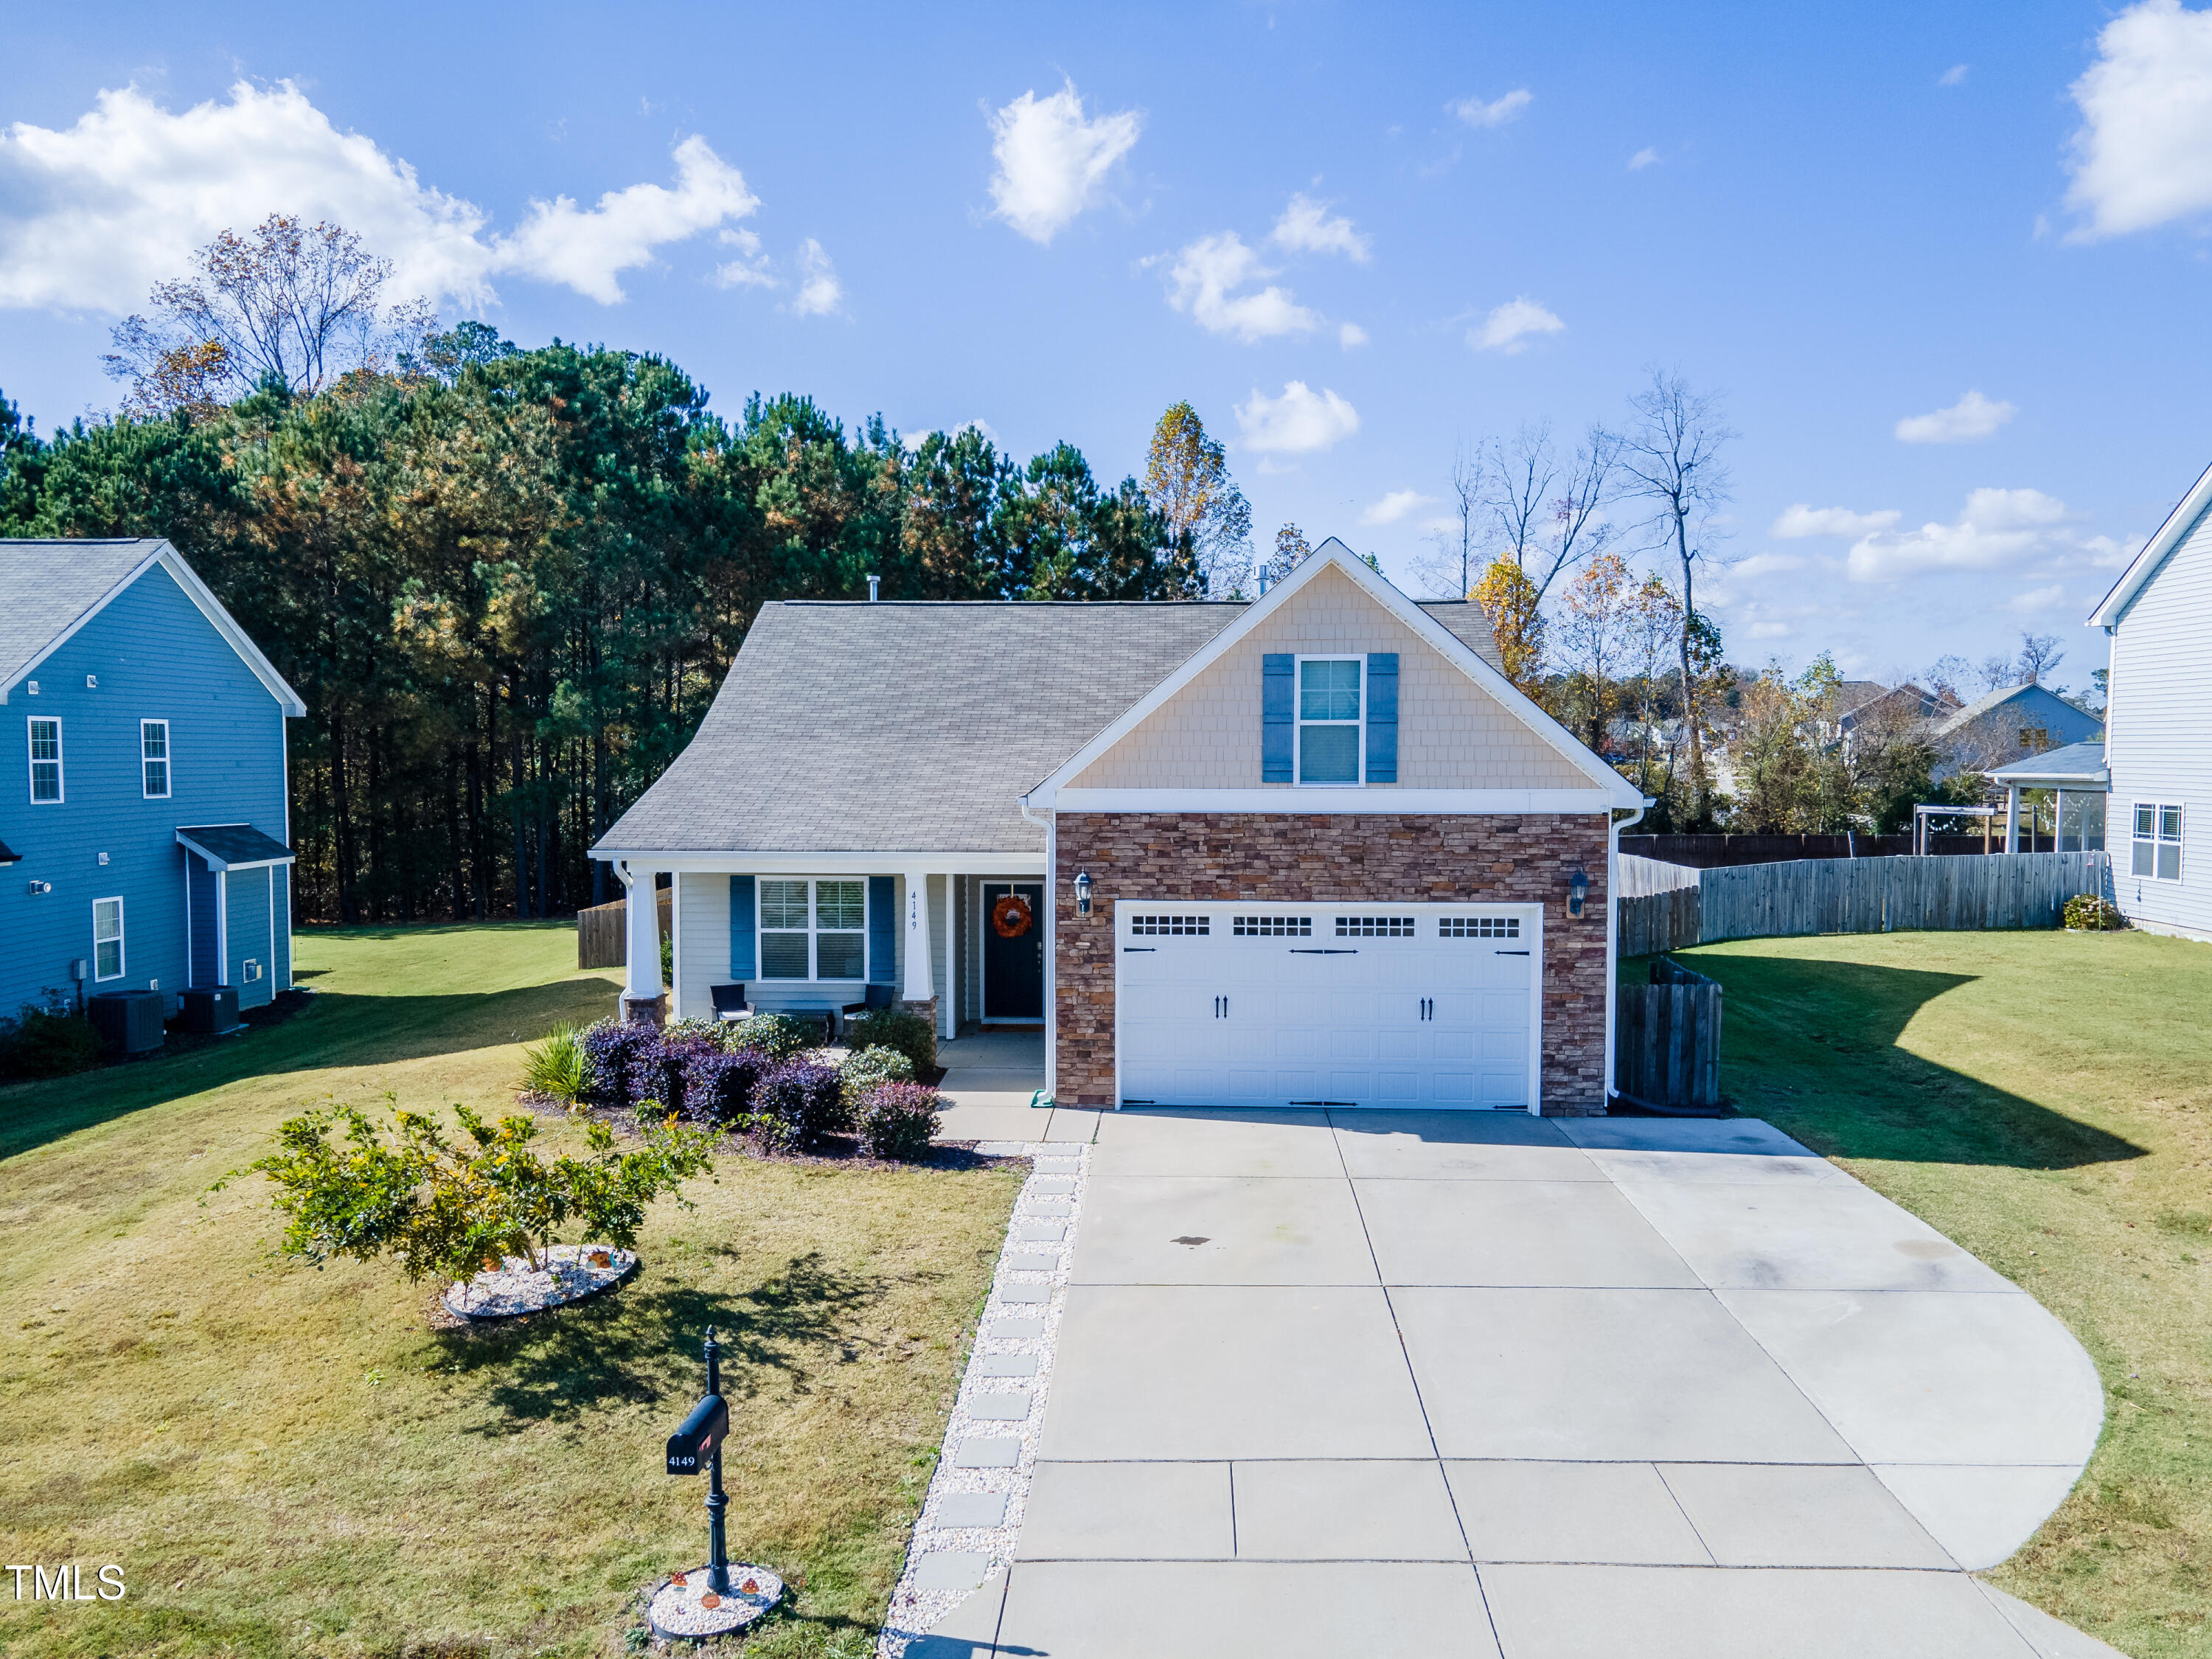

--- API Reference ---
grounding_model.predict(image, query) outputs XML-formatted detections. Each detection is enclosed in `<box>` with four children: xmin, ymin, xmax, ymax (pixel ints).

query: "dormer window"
<box><xmin>1298</xmin><ymin>656</ymin><xmax>1363</xmax><ymax>785</ymax></box>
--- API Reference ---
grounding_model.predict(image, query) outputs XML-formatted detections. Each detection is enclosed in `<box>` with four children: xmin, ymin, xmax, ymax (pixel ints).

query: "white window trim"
<box><xmin>92</xmin><ymin>894</ymin><xmax>125</xmax><ymax>981</ymax></box>
<box><xmin>27</xmin><ymin>714</ymin><xmax>63</xmax><ymax>804</ymax></box>
<box><xmin>757</xmin><ymin>876</ymin><xmax>869</xmax><ymax>982</ymax></box>
<box><xmin>2132</xmin><ymin>801</ymin><xmax>2184</xmax><ymax>883</ymax></box>
<box><xmin>1293</xmin><ymin>653</ymin><xmax>1366</xmax><ymax>787</ymax></box>
<box><xmin>142</xmin><ymin>718</ymin><xmax>172</xmax><ymax>799</ymax></box>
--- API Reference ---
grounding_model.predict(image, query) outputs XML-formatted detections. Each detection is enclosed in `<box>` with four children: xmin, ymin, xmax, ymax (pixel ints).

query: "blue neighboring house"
<box><xmin>0</xmin><ymin>538</ymin><xmax>305</xmax><ymax>1021</ymax></box>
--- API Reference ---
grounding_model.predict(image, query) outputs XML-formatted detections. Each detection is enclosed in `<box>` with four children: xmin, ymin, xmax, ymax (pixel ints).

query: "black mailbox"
<box><xmin>666</xmin><ymin>1393</ymin><xmax>728</xmax><ymax>1475</ymax></box>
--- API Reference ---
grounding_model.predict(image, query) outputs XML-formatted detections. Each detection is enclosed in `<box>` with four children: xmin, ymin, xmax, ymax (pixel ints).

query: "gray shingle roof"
<box><xmin>1933</xmin><ymin>681</ymin><xmax>2091</xmax><ymax>737</ymax></box>
<box><xmin>0</xmin><ymin>539</ymin><xmax>167</xmax><ymax>690</ymax></box>
<box><xmin>596</xmin><ymin>597</ymin><xmax>1504</xmax><ymax>855</ymax></box>
<box><xmin>1986</xmin><ymin>740</ymin><xmax>2108</xmax><ymax>786</ymax></box>
<box><xmin>176</xmin><ymin>824</ymin><xmax>295</xmax><ymax>868</ymax></box>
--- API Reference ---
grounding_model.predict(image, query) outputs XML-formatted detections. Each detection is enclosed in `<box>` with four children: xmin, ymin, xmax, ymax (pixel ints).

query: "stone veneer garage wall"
<box><xmin>1053</xmin><ymin>813</ymin><xmax>1612</xmax><ymax>1114</ymax></box>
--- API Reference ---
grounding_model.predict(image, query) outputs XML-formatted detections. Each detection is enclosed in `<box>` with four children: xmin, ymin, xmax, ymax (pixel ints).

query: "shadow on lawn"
<box><xmin>1693</xmin><ymin>952</ymin><xmax>2147</xmax><ymax>1171</ymax></box>
<box><xmin>0</xmin><ymin>978</ymin><xmax>613</xmax><ymax>1159</ymax></box>
<box><xmin>442</xmin><ymin>1251</ymin><xmax>902</xmax><ymax>1430</ymax></box>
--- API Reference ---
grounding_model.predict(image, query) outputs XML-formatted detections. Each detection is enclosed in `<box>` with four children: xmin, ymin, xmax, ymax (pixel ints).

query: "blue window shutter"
<box><xmin>868</xmin><ymin>874</ymin><xmax>897</xmax><ymax>983</ymax></box>
<box><xmin>1366</xmin><ymin>653</ymin><xmax>1399</xmax><ymax>783</ymax></box>
<box><xmin>728</xmin><ymin>875</ymin><xmax>757</xmax><ymax>978</ymax></box>
<box><xmin>1262</xmin><ymin>653</ymin><xmax>1295</xmax><ymax>782</ymax></box>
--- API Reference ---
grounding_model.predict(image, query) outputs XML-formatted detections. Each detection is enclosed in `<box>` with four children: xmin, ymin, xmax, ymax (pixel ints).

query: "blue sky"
<box><xmin>7</xmin><ymin>1</ymin><xmax>2211</xmax><ymax>696</ymax></box>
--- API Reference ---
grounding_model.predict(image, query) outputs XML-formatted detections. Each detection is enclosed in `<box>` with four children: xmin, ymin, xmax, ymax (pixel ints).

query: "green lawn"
<box><xmin>0</xmin><ymin>923</ymin><xmax>1019</xmax><ymax>1659</ymax></box>
<box><xmin>1653</xmin><ymin>931</ymin><xmax>2212</xmax><ymax>1658</ymax></box>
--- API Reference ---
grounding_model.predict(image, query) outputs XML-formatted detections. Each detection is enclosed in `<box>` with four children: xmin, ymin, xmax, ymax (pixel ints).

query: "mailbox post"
<box><xmin>648</xmin><ymin>1327</ymin><xmax>784</xmax><ymax>1641</ymax></box>
<box><xmin>664</xmin><ymin>1328</ymin><xmax>733</xmax><ymax>1594</ymax></box>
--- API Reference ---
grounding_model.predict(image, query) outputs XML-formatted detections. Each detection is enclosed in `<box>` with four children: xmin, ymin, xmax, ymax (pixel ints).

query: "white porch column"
<box><xmin>938</xmin><ymin>876</ymin><xmax>954</xmax><ymax>1040</ymax></box>
<box><xmin>902</xmin><ymin>870</ymin><xmax>933</xmax><ymax>1006</ymax></box>
<box><xmin>621</xmin><ymin>861</ymin><xmax>667</xmax><ymax>1024</ymax></box>
<box><xmin>2005</xmin><ymin>786</ymin><xmax>2020</xmax><ymax>854</ymax></box>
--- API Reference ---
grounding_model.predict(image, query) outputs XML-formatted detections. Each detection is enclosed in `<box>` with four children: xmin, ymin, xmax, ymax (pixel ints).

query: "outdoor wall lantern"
<box><xmin>1074</xmin><ymin>869</ymin><xmax>1093</xmax><ymax>917</ymax></box>
<box><xmin>1566</xmin><ymin>867</ymin><xmax>1590</xmax><ymax>919</ymax></box>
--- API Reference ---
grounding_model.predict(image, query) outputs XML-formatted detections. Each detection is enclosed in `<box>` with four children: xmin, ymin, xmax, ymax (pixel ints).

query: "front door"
<box><xmin>982</xmin><ymin>881</ymin><xmax>1046</xmax><ymax>1020</ymax></box>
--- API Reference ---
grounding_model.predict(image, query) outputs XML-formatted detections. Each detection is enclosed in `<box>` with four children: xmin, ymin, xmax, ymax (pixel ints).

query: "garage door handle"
<box><xmin>1123</xmin><ymin>947</ymin><xmax>1157</xmax><ymax>953</ymax></box>
<box><xmin>1289</xmin><ymin>948</ymin><xmax>1357</xmax><ymax>954</ymax></box>
<box><xmin>1497</xmin><ymin>949</ymin><xmax>1530</xmax><ymax>956</ymax></box>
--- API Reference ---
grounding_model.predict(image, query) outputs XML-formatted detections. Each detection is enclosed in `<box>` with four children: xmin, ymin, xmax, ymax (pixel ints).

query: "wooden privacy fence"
<box><xmin>577</xmin><ymin>888</ymin><xmax>672</xmax><ymax>970</ymax></box>
<box><xmin>1615</xmin><ymin>957</ymin><xmax>1723</xmax><ymax>1111</ymax></box>
<box><xmin>1618</xmin><ymin>850</ymin><xmax>2110</xmax><ymax>956</ymax></box>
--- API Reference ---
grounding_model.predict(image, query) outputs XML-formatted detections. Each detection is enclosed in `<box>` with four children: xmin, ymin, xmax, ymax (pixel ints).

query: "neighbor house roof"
<box><xmin>0</xmin><ymin>836</ymin><xmax>18</xmax><ymax>866</ymax></box>
<box><xmin>0</xmin><ymin>538</ymin><xmax>307</xmax><ymax>715</ymax></box>
<box><xmin>594</xmin><ymin>584</ymin><xmax>1512</xmax><ymax>856</ymax></box>
<box><xmin>1986</xmin><ymin>742</ymin><xmax>2109</xmax><ymax>789</ymax></box>
<box><xmin>175</xmin><ymin>824</ymin><xmax>296</xmax><ymax>869</ymax></box>
<box><xmin>2089</xmin><ymin>454</ymin><xmax>2212</xmax><ymax>629</ymax></box>
<box><xmin>1932</xmin><ymin>681</ymin><xmax>2093</xmax><ymax>738</ymax></box>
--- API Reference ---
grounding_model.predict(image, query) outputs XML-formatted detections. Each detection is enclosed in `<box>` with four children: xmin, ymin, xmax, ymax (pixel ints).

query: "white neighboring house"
<box><xmin>2089</xmin><ymin>458</ymin><xmax>2212</xmax><ymax>941</ymax></box>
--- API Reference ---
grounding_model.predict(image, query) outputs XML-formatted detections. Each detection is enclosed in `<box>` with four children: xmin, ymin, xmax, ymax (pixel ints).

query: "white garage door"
<box><xmin>1115</xmin><ymin>900</ymin><xmax>1543</xmax><ymax>1112</ymax></box>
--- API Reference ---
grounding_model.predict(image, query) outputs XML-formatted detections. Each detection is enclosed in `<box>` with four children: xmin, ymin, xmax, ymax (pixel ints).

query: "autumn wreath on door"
<box><xmin>992</xmin><ymin>893</ymin><xmax>1034</xmax><ymax>938</ymax></box>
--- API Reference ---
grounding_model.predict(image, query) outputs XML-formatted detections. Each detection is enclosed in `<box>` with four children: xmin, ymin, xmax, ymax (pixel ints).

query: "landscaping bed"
<box><xmin>0</xmin><ymin>921</ymin><xmax>1021</xmax><ymax>1659</ymax></box>
<box><xmin>1648</xmin><ymin>931</ymin><xmax>2212</xmax><ymax>1659</ymax></box>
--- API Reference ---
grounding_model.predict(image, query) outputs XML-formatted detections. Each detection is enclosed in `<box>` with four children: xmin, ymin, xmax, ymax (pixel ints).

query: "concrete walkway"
<box><xmin>911</xmin><ymin>1102</ymin><xmax>2119</xmax><ymax>1659</ymax></box>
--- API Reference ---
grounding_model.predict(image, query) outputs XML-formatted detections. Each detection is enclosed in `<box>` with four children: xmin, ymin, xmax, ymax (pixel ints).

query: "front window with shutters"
<box><xmin>27</xmin><ymin>717</ymin><xmax>62</xmax><ymax>801</ymax></box>
<box><xmin>1297</xmin><ymin>656</ymin><xmax>1363</xmax><ymax>785</ymax></box>
<box><xmin>759</xmin><ymin>878</ymin><xmax>869</xmax><ymax>979</ymax></box>
<box><xmin>2132</xmin><ymin>804</ymin><xmax>2183</xmax><ymax>882</ymax></box>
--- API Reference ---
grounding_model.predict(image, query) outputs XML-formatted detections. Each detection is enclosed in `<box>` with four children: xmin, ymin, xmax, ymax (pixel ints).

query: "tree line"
<box><xmin>0</xmin><ymin>220</ymin><xmax>1208</xmax><ymax>923</ymax></box>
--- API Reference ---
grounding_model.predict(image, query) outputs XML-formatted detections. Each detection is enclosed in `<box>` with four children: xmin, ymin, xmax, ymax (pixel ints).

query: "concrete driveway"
<box><xmin>913</xmin><ymin>1100</ymin><xmax>2117</xmax><ymax>1659</ymax></box>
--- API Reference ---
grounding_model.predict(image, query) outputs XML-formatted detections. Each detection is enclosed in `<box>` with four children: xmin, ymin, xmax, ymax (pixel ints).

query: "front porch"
<box><xmin>606</xmin><ymin>860</ymin><xmax>1050</xmax><ymax>1043</ymax></box>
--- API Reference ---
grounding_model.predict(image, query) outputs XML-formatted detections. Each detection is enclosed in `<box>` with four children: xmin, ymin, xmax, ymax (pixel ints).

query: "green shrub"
<box><xmin>728</xmin><ymin>1011</ymin><xmax>815</xmax><ymax>1064</ymax></box>
<box><xmin>840</xmin><ymin>1044</ymin><xmax>914</xmax><ymax>1113</ymax></box>
<box><xmin>659</xmin><ymin>931</ymin><xmax>673</xmax><ymax>987</ymax></box>
<box><xmin>521</xmin><ymin>1023</ymin><xmax>588</xmax><ymax>1102</ymax></box>
<box><xmin>664</xmin><ymin>1015</ymin><xmax>731</xmax><ymax>1049</ymax></box>
<box><xmin>0</xmin><ymin>995</ymin><xmax>105</xmax><ymax>1081</ymax></box>
<box><xmin>846</xmin><ymin>1005</ymin><xmax>935</xmax><ymax>1078</ymax></box>
<box><xmin>2064</xmin><ymin>894</ymin><xmax>2127</xmax><ymax>931</ymax></box>
<box><xmin>231</xmin><ymin>1096</ymin><xmax>714</xmax><ymax>1288</ymax></box>
<box><xmin>857</xmin><ymin>1081</ymin><xmax>942</xmax><ymax>1161</ymax></box>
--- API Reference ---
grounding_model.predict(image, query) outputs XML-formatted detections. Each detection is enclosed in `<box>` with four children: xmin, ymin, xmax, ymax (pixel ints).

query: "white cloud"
<box><xmin>1628</xmin><ymin>147</ymin><xmax>1661</xmax><ymax>170</ymax></box>
<box><xmin>1894</xmin><ymin>389</ymin><xmax>2015</xmax><ymax>443</ymax></box>
<box><xmin>1468</xmin><ymin>296</ymin><xmax>1563</xmax><ymax>354</ymax></box>
<box><xmin>1728</xmin><ymin>552</ymin><xmax>1810</xmax><ymax>578</ymax></box>
<box><xmin>984</xmin><ymin>80</ymin><xmax>1142</xmax><ymax>244</ymax></box>
<box><xmin>712</xmin><ymin>227</ymin><xmax>775</xmax><ymax>289</ymax></box>
<box><xmin>493</xmin><ymin>135</ymin><xmax>760</xmax><ymax>305</ymax></box>
<box><xmin>1361</xmin><ymin>489</ymin><xmax>1434</xmax><ymax>526</ymax></box>
<box><xmin>1447</xmin><ymin>89</ymin><xmax>1533</xmax><ymax>129</ymax></box>
<box><xmin>0</xmin><ymin>81</ymin><xmax>759</xmax><ymax>312</ymax></box>
<box><xmin>1771</xmin><ymin>504</ymin><xmax>1902</xmax><ymax>538</ymax></box>
<box><xmin>788</xmin><ymin>237</ymin><xmax>842</xmax><ymax>316</ymax></box>
<box><xmin>1846</xmin><ymin>487</ymin><xmax>2073</xmax><ymax>582</ymax></box>
<box><xmin>1235</xmin><ymin>380</ymin><xmax>1360</xmax><ymax>455</ymax></box>
<box><xmin>1270</xmin><ymin>192</ymin><xmax>1371</xmax><ymax>262</ymax></box>
<box><xmin>2065</xmin><ymin>0</ymin><xmax>2212</xmax><ymax>239</ymax></box>
<box><xmin>2007</xmin><ymin>583</ymin><xmax>2067</xmax><ymax>613</ymax></box>
<box><xmin>1939</xmin><ymin>63</ymin><xmax>1969</xmax><ymax>86</ymax></box>
<box><xmin>1338</xmin><ymin>321</ymin><xmax>1368</xmax><ymax>349</ymax></box>
<box><xmin>1164</xmin><ymin>232</ymin><xmax>1319</xmax><ymax>341</ymax></box>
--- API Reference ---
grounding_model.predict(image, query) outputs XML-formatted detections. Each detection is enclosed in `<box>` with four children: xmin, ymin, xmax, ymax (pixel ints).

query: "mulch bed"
<box><xmin>521</xmin><ymin>1090</ymin><xmax>1023</xmax><ymax>1175</ymax></box>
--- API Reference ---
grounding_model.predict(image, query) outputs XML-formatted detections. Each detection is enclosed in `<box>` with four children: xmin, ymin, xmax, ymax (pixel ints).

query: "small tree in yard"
<box><xmin>233</xmin><ymin>1098</ymin><xmax>714</xmax><ymax>1287</ymax></box>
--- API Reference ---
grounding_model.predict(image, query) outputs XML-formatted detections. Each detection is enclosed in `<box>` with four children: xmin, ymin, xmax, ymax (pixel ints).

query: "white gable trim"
<box><xmin>1023</xmin><ymin>539</ymin><xmax>1642</xmax><ymax>808</ymax></box>
<box><xmin>0</xmin><ymin>543</ymin><xmax>307</xmax><ymax>716</ymax></box>
<box><xmin>1053</xmin><ymin>787</ymin><xmax>1617</xmax><ymax>814</ymax></box>
<box><xmin>2089</xmin><ymin>456</ymin><xmax>2212</xmax><ymax>630</ymax></box>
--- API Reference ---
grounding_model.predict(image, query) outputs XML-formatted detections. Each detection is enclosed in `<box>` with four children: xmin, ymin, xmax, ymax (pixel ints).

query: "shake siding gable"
<box><xmin>2110</xmin><ymin>496</ymin><xmax>2212</xmax><ymax>939</ymax></box>
<box><xmin>1068</xmin><ymin>566</ymin><xmax>1588</xmax><ymax>790</ymax></box>
<box><xmin>0</xmin><ymin>562</ymin><xmax>293</xmax><ymax>1015</ymax></box>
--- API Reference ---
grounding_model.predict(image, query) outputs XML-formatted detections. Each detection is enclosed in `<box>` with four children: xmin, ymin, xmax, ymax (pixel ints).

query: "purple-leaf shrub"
<box><xmin>754</xmin><ymin>1060</ymin><xmax>845</xmax><ymax>1153</ymax></box>
<box><xmin>684</xmin><ymin>1048</ymin><xmax>769</xmax><ymax>1127</ymax></box>
<box><xmin>856</xmin><ymin>1081</ymin><xmax>941</xmax><ymax>1162</ymax></box>
<box><xmin>580</xmin><ymin>1020</ymin><xmax>657</xmax><ymax>1110</ymax></box>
